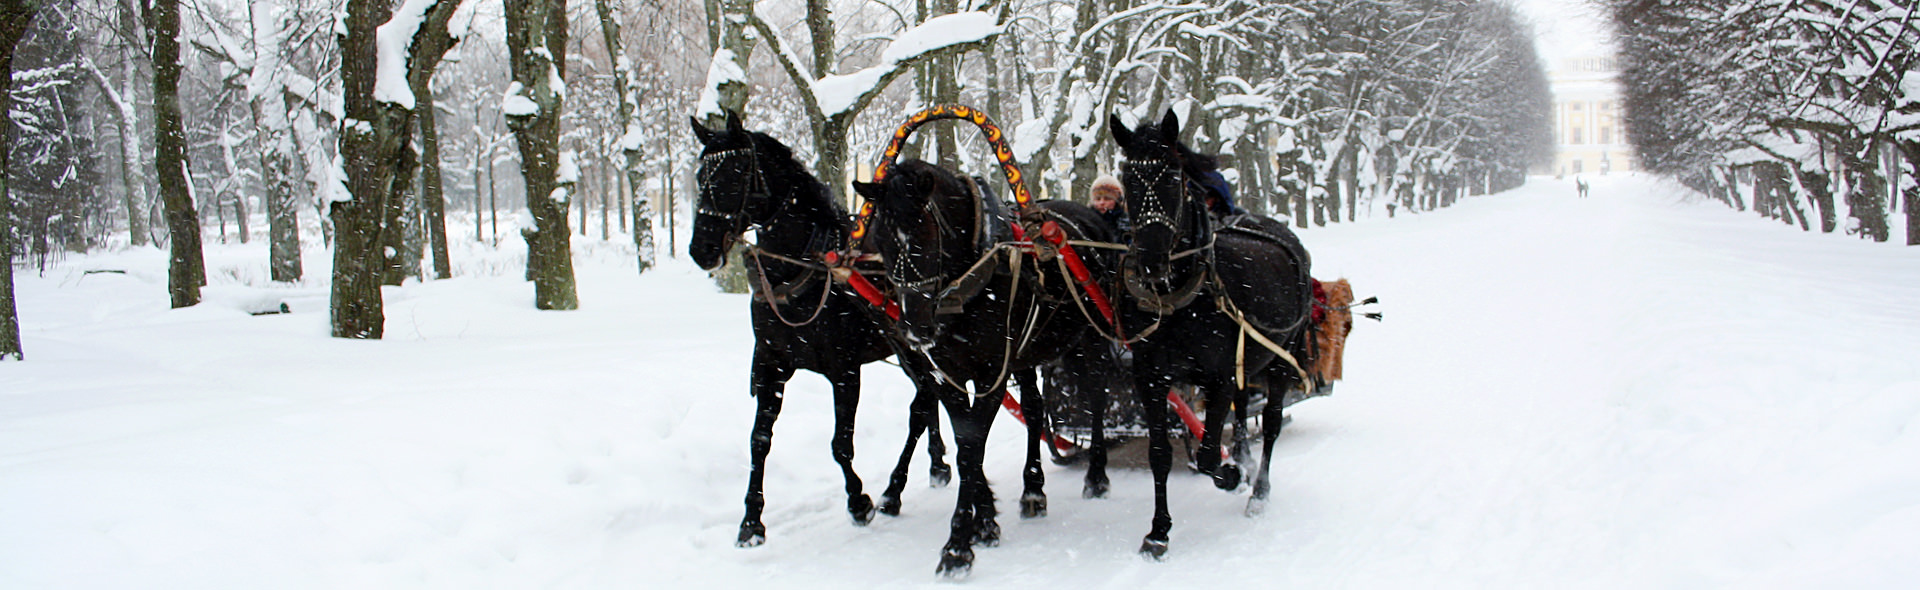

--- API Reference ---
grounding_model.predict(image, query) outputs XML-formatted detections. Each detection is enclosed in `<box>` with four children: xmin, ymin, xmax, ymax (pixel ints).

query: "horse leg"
<box><xmin>1248</xmin><ymin>373</ymin><xmax>1296</xmax><ymax>516</ymax></box>
<box><xmin>1083</xmin><ymin>370</ymin><xmax>1111</xmax><ymax>499</ymax></box>
<box><xmin>1231</xmin><ymin>385</ymin><xmax>1254</xmax><ymax>470</ymax></box>
<box><xmin>880</xmin><ymin>387</ymin><xmax>927</xmax><ymax>516</ymax></box>
<box><xmin>924</xmin><ymin>393</ymin><xmax>953</xmax><ymax>488</ymax></box>
<box><xmin>935</xmin><ymin>393</ymin><xmax>996</xmax><ymax>578</ymax></box>
<box><xmin>738</xmin><ymin>352</ymin><xmax>793</xmax><ymax>548</ymax></box>
<box><xmin>829</xmin><ymin>367</ymin><xmax>876</xmax><ymax>525</ymax></box>
<box><xmin>1016</xmin><ymin>370</ymin><xmax>1048</xmax><ymax>519</ymax></box>
<box><xmin>1198</xmin><ymin>382</ymin><xmax>1240</xmax><ymax>491</ymax></box>
<box><xmin>965</xmin><ymin>395</ymin><xmax>1002</xmax><ymax>547</ymax></box>
<box><xmin>1136</xmin><ymin>366</ymin><xmax>1175</xmax><ymax>560</ymax></box>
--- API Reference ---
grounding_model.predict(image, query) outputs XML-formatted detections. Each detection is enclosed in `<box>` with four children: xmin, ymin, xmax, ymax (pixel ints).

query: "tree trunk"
<box><xmin>216</xmin><ymin>116</ymin><xmax>250</xmax><ymax>244</ymax></box>
<box><xmin>332</xmin><ymin>0</ymin><xmax>464</xmax><ymax>338</ymax></box>
<box><xmin>150</xmin><ymin>0</ymin><xmax>204</xmax><ymax>309</ymax></box>
<box><xmin>1841</xmin><ymin>142</ymin><xmax>1890</xmax><ymax>242</ymax></box>
<box><xmin>1795</xmin><ymin>164</ymin><xmax>1838</xmax><ymax>233</ymax></box>
<box><xmin>1720</xmin><ymin>166</ymin><xmax>1745</xmax><ymax>214</ymax></box>
<box><xmin>0</xmin><ymin>0</ymin><xmax>34</xmax><ymax>360</ymax></box>
<box><xmin>472</xmin><ymin>143</ymin><xmax>484</xmax><ymax>244</ymax></box>
<box><xmin>248</xmin><ymin>3</ymin><xmax>301</xmax><ymax>281</ymax></box>
<box><xmin>420</xmin><ymin>82</ymin><xmax>451</xmax><ymax>279</ymax></box>
<box><xmin>700</xmin><ymin>0</ymin><xmax>754</xmax><ymax>130</ymax></box>
<box><xmin>932</xmin><ymin>0</ymin><xmax>961</xmax><ymax>171</ymax></box>
<box><xmin>1903</xmin><ymin>141</ymin><xmax>1919</xmax><ymax>246</ymax></box>
<box><xmin>505</xmin><ymin>0</ymin><xmax>577</xmax><ymax>310</ymax></box>
<box><xmin>381</xmin><ymin>140</ymin><xmax>418</xmax><ymax>286</ymax></box>
<box><xmin>253</xmin><ymin>96</ymin><xmax>302</xmax><ymax>280</ymax></box>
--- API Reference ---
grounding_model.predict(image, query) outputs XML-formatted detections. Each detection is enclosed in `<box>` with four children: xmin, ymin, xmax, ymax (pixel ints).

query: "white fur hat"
<box><xmin>1091</xmin><ymin>174</ymin><xmax>1122</xmax><ymax>194</ymax></box>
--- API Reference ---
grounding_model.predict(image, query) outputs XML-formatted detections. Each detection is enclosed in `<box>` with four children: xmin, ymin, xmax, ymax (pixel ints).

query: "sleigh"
<box><xmin>831</xmin><ymin>104</ymin><xmax>1375</xmax><ymax>464</ymax></box>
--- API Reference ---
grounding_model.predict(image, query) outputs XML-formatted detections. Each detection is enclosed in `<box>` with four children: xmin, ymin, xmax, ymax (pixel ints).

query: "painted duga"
<box><xmin>852</xmin><ymin>158</ymin><xmax>1118</xmax><ymax>578</ymax></box>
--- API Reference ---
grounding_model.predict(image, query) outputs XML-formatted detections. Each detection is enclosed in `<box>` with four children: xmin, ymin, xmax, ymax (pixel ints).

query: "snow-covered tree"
<box><xmin>148</xmin><ymin>0</ymin><xmax>204</xmax><ymax>309</ymax></box>
<box><xmin>0</xmin><ymin>0</ymin><xmax>36</xmax><ymax>361</ymax></box>
<box><xmin>8</xmin><ymin>5</ymin><xmax>104</xmax><ymax>264</ymax></box>
<box><xmin>331</xmin><ymin>0</ymin><xmax>465</xmax><ymax>339</ymax></box>
<box><xmin>1611</xmin><ymin>0</ymin><xmax>1918</xmax><ymax>244</ymax></box>
<box><xmin>504</xmin><ymin>0</ymin><xmax>577</xmax><ymax>310</ymax></box>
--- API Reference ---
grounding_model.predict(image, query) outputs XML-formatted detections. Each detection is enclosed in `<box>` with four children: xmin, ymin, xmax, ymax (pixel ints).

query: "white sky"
<box><xmin>1510</xmin><ymin>0</ymin><xmax>1614</xmax><ymax>70</ymax></box>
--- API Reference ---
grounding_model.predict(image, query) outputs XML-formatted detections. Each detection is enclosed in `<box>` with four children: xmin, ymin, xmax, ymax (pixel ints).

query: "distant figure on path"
<box><xmin>1576</xmin><ymin>177</ymin><xmax>1590</xmax><ymax>198</ymax></box>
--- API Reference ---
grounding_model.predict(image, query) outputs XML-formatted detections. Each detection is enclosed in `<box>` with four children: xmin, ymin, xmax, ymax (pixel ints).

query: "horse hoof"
<box><xmin>736</xmin><ymin>522</ymin><xmax>767</xmax><ymax>548</ymax></box>
<box><xmin>937</xmin><ymin>546</ymin><xmax>974</xmax><ymax>579</ymax></box>
<box><xmin>1212</xmin><ymin>464</ymin><xmax>1242</xmax><ymax>492</ymax></box>
<box><xmin>1083</xmin><ymin>478</ymin><xmax>1110</xmax><ymax>499</ymax></box>
<box><xmin>850</xmin><ymin>494</ymin><xmax>876</xmax><ymax>525</ymax></box>
<box><xmin>1139</xmin><ymin>536</ymin><xmax>1169</xmax><ymax>561</ymax></box>
<box><xmin>1020</xmin><ymin>492</ymin><xmax>1047</xmax><ymax>519</ymax></box>
<box><xmin>1246</xmin><ymin>496</ymin><xmax>1268</xmax><ymax>517</ymax></box>
<box><xmin>879</xmin><ymin>494</ymin><xmax>902</xmax><ymax>517</ymax></box>
<box><xmin>975</xmin><ymin>519</ymin><xmax>1002</xmax><ymax>547</ymax></box>
<box><xmin>930</xmin><ymin>464</ymin><xmax>953</xmax><ymax>488</ymax></box>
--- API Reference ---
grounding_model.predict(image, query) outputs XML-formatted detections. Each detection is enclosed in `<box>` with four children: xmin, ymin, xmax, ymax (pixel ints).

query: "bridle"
<box><xmin>1120</xmin><ymin>153</ymin><xmax>1214</xmax><ymax>313</ymax></box>
<box><xmin>875</xmin><ymin>186</ymin><xmax>961</xmax><ymax>300</ymax></box>
<box><xmin>1120</xmin><ymin>156</ymin><xmax>1190</xmax><ymax>235</ymax></box>
<box><xmin>696</xmin><ymin>144</ymin><xmax>776</xmax><ymax>237</ymax></box>
<box><xmin>698</xmin><ymin>142</ymin><xmax>834</xmax><ymax>327</ymax></box>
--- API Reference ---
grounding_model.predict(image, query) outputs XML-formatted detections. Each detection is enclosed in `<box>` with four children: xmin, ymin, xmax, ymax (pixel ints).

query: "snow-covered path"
<box><xmin>4</xmin><ymin>174</ymin><xmax>1918</xmax><ymax>588</ymax></box>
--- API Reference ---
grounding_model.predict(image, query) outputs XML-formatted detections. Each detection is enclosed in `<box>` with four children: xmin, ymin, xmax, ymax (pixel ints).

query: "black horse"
<box><xmin>689</xmin><ymin>113</ymin><xmax>950</xmax><ymax>548</ymax></box>
<box><xmin>1109</xmin><ymin>110</ymin><xmax>1318</xmax><ymax>559</ymax></box>
<box><xmin>853</xmin><ymin>159</ymin><xmax>1116</xmax><ymax>577</ymax></box>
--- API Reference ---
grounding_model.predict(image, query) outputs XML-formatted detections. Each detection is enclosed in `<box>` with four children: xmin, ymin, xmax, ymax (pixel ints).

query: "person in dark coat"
<box><xmin>1194</xmin><ymin>169</ymin><xmax>1242</xmax><ymax>216</ymax></box>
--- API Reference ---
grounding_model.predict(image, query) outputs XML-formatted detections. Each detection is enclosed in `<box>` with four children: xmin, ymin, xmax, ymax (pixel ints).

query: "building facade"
<box><xmin>1545</xmin><ymin>55</ymin><xmax>1634</xmax><ymax>177</ymax></box>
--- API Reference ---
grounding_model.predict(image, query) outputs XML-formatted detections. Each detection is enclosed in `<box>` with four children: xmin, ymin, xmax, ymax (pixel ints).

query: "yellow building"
<box><xmin>1546</xmin><ymin>55</ymin><xmax>1634</xmax><ymax>177</ymax></box>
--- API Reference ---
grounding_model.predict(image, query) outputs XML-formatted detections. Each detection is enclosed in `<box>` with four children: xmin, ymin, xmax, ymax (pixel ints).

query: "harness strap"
<box><xmin>746</xmin><ymin>245</ymin><xmax>835</xmax><ymax>328</ymax></box>
<box><xmin>1215</xmin><ymin>289</ymin><xmax>1314</xmax><ymax>392</ymax></box>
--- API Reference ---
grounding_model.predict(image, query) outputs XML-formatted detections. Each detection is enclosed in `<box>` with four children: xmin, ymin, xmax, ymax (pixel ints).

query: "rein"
<box><xmin>745</xmin><ymin>244</ymin><xmax>835</xmax><ymax>328</ymax></box>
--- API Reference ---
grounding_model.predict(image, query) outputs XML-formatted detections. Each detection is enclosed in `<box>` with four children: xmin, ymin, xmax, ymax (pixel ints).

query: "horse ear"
<box><xmin>852</xmin><ymin>181</ymin><xmax>886</xmax><ymax>203</ymax></box>
<box><xmin>1109</xmin><ymin>114</ymin><xmax>1134</xmax><ymax>148</ymax></box>
<box><xmin>690</xmin><ymin>116</ymin><xmax>715</xmax><ymax>146</ymax></box>
<box><xmin>725</xmin><ymin>110</ymin><xmax>745</xmax><ymax>134</ymax></box>
<box><xmin>1160</xmin><ymin>109</ymin><xmax>1180</xmax><ymax>137</ymax></box>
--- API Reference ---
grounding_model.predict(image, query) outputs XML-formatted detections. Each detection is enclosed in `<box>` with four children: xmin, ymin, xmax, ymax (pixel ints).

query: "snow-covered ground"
<box><xmin>4</xmin><ymin>173</ymin><xmax>1918</xmax><ymax>588</ymax></box>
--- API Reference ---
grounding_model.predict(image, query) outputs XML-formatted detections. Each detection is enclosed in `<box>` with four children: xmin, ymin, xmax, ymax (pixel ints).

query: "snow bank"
<box><xmin>5</xmin><ymin>174</ymin><xmax>1919</xmax><ymax>588</ymax></box>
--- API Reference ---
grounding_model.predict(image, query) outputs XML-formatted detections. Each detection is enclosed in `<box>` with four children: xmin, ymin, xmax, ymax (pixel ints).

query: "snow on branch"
<box><xmin>501</xmin><ymin>81</ymin><xmax>538</xmax><ymax>117</ymax></box>
<box><xmin>813</xmin><ymin>11</ymin><xmax>1001</xmax><ymax>117</ymax></box>
<box><xmin>373</xmin><ymin>0</ymin><xmax>440</xmax><ymax>110</ymax></box>
<box><xmin>695</xmin><ymin>47</ymin><xmax>747</xmax><ymax>121</ymax></box>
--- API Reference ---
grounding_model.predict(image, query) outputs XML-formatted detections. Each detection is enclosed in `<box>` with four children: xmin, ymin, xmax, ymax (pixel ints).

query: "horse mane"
<box><xmin>1172</xmin><ymin>138</ymin><xmax>1219</xmax><ymax>180</ymax></box>
<box><xmin>745</xmin><ymin>129</ymin><xmax>849</xmax><ymax>224</ymax></box>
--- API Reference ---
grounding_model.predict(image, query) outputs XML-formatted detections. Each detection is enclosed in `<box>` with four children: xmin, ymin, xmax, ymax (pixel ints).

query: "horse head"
<box><xmin>1110</xmin><ymin>110</ymin><xmax>1210</xmax><ymax>291</ymax></box>
<box><xmin>688</xmin><ymin>111</ymin><xmax>777</xmax><ymax>271</ymax></box>
<box><xmin>852</xmin><ymin>159</ymin><xmax>975</xmax><ymax>347</ymax></box>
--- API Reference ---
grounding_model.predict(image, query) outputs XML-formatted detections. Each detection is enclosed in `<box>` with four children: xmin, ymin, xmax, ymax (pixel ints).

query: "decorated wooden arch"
<box><xmin>849</xmin><ymin>104</ymin><xmax>1034</xmax><ymax>245</ymax></box>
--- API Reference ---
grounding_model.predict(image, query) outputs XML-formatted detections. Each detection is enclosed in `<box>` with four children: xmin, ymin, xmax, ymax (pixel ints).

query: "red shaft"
<box><xmin>1001</xmin><ymin>392</ymin><xmax>1074</xmax><ymax>452</ymax></box>
<box><xmin>843</xmin><ymin>269</ymin><xmax>900</xmax><ymax>320</ymax></box>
